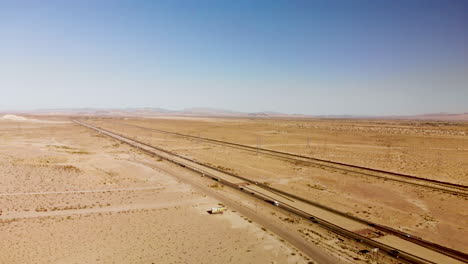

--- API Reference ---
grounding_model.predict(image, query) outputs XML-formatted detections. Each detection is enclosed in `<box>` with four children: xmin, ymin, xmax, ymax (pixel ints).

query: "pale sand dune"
<box><xmin>1</xmin><ymin>114</ymin><xmax>70</xmax><ymax>123</ymax></box>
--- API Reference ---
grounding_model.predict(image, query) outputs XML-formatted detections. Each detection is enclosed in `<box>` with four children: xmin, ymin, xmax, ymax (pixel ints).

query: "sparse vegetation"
<box><xmin>1</xmin><ymin>115</ymin><xmax>466</xmax><ymax>264</ymax></box>
<box><xmin>48</xmin><ymin>145</ymin><xmax>75</xmax><ymax>150</ymax></box>
<box><xmin>55</xmin><ymin>165</ymin><xmax>81</xmax><ymax>173</ymax></box>
<box><xmin>306</xmin><ymin>183</ymin><xmax>326</xmax><ymax>191</ymax></box>
<box><xmin>67</xmin><ymin>150</ymin><xmax>90</xmax><ymax>155</ymax></box>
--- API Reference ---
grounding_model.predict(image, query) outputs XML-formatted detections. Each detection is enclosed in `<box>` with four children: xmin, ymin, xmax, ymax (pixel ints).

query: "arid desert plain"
<box><xmin>0</xmin><ymin>115</ymin><xmax>467</xmax><ymax>264</ymax></box>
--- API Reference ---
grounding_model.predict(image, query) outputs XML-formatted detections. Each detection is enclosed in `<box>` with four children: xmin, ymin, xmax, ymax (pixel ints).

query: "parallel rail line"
<box><xmin>109</xmin><ymin>122</ymin><xmax>468</xmax><ymax>197</ymax></box>
<box><xmin>75</xmin><ymin>120</ymin><xmax>468</xmax><ymax>264</ymax></box>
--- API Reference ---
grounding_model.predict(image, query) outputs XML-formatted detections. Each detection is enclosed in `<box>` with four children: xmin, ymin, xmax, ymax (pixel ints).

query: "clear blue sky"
<box><xmin>1</xmin><ymin>0</ymin><xmax>467</xmax><ymax>115</ymax></box>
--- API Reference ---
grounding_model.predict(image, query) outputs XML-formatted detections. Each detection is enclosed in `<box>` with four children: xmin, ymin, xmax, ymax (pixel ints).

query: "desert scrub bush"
<box><xmin>306</xmin><ymin>183</ymin><xmax>326</xmax><ymax>191</ymax></box>
<box><xmin>48</xmin><ymin>145</ymin><xmax>75</xmax><ymax>150</ymax></box>
<box><xmin>216</xmin><ymin>165</ymin><xmax>233</xmax><ymax>172</ymax></box>
<box><xmin>105</xmin><ymin>170</ymin><xmax>118</xmax><ymax>177</ymax></box>
<box><xmin>208</xmin><ymin>183</ymin><xmax>222</xmax><ymax>189</ymax></box>
<box><xmin>67</xmin><ymin>150</ymin><xmax>90</xmax><ymax>155</ymax></box>
<box><xmin>55</xmin><ymin>165</ymin><xmax>81</xmax><ymax>173</ymax></box>
<box><xmin>281</xmin><ymin>217</ymin><xmax>299</xmax><ymax>224</ymax></box>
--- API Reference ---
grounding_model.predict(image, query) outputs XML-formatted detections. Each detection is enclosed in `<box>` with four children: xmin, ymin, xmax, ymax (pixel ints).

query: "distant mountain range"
<box><xmin>383</xmin><ymin>112</ymin><xmax>468</xmax><ymax>121</ymax></box>
<box><xmin>3</xmin><ymin>108</ymin><xmax>468</xmax><ymax>121</ymax></box>
<box><xmin>315</xmin><ymin>113</ymin><xmax>468</xmax><ymax>121</ymax></box>
<box><xmin>7</xmin><ymin>107</ymin><xmax>312</xmax><ymax>118</ymax></box>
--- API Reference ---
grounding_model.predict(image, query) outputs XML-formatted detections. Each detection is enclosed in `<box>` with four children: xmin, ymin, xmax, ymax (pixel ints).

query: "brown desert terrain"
<box><xmin>86</xmin><ymin>117</ymin><xmax>468</xmax><ymax>251</ymax></box>
<box><xmin>1</xmin><ymin>114</ymin><xmax>467</xmax><ymax>264</ymax></box>
<box><xmin>0</xmin><ymin>117</ymin><xmax>315</xmax><ymax>264</ymax></box>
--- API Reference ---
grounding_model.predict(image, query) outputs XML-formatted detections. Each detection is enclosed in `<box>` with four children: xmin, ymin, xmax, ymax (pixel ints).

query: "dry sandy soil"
<box><xmin>85</xmin><ymin>117</ymin><xmax>468</xmax><ymax>254</ymax></box>
<box><xmin>1</xmin><ymin>115</ymin><xmax>466</xmax><ymax>264</ymax></box>
<box><xmin>96</xmin><ymin>117</ymin><xmax>468</xmax><ymax>184</ymax></box>
<box><xmin>0</xmin><ymin>117</ymin><xmax>316</xmax><ymax>264</ymax></box>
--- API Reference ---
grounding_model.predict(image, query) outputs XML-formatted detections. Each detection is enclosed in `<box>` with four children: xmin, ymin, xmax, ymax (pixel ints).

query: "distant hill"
<box><xmin>310</xmin><ymin>113</ymin><xmax>468</xmax><ymax>121</ymax></box>
<box><xmin>10</xmin><ymin>107</ymin><xmax>311</xmax><ymax>118</ymax></box>
<box><xmin>385</xmin><ymin>113</ymin><xmax>468</xmax><ymax>121</ymax></box>
<box><xmin>3</xmin><ymin>108</ymin><xmax>467</xmax><ymax>121</ymax></box>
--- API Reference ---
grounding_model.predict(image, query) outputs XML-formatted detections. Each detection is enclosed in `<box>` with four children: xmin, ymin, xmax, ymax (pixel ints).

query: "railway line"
<box><xmin>104</xmin><ymin>121</ymin><xmax>468</xmax><ymax>197</ymax></box>
<box><xmin>75</xmin><ymin>120</ymin><xmax>468</xmax><ymax>264</ymax></box>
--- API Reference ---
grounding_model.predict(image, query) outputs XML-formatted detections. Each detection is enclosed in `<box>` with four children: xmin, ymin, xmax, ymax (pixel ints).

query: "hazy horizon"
<box><xmin>1</xmin><ymin>1</ymin><xmax>467</xmax><ymax>116</ymax></box>
<box><xmin>2</xmin><ymin>106</ymin><xmax>468</xmax><ymax>118</ymax></box>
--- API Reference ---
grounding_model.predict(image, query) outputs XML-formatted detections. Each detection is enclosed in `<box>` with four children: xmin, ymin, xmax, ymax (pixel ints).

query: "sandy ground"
<box><xmin>100</xmin><ymin>117</ymin><xmax>468</xmax><ymax>184</ymax></box>
<box><xmin>0</xmin><ymin>118</ymin><xmax>315</xmax><ymax>264</ymax></box>
<box><xmin>85</xmin><ymin>117</ymin><xmax>468</xmax><ymax>254</ymax></box>
<box><xmin>2</xmin><ymin>115</ymin><xmax>465</xmax><ymax>264</ymax></box>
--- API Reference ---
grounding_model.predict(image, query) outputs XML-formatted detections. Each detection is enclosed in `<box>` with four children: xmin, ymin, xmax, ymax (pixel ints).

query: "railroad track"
<box><xmin>106</xmin><ymin>122</ymin><xmax>468</xmax><ymax>197</ymax></box>
<box><xmin>75</xmin><ymin>120</ymin><xmax>468</xmax><ymax>264</ymax></box>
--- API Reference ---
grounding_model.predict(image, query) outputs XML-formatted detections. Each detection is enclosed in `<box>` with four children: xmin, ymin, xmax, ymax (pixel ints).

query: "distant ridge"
<box><xmin>6</xmin><ymin>107</ymin><xmax>312</xmax><ymax>118</ymax></box>
<box><xmin>2</xmin><ymin>108</ymin><xmax>467</xmax><ymax>121</ymax></box>
<box><xmin>383</xmin><ymin>113</ymin><xmax>468</xmax><ymax>121</ymax></box>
